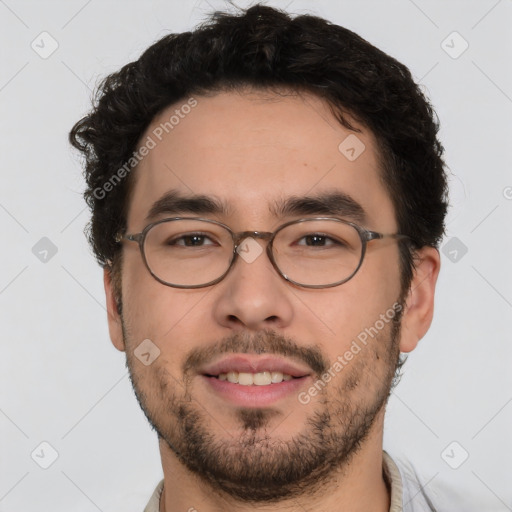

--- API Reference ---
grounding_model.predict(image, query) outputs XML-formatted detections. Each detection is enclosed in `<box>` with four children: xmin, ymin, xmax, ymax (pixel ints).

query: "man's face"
<box><xmin>109</xmin><ymin>89</ymin><xmax>408</xmax><ymax>501</ymax></box>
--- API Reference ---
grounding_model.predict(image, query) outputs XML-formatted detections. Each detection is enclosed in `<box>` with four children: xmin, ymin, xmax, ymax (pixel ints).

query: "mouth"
<box><xmin>199</xmin><ymin>355</ymin><xmax>312</xmax><ymax>406</ymax></box>
<box><xmin>205</xmin><ymin>370</ymin><xmax>299</xmax><ymax>386</ymax></box>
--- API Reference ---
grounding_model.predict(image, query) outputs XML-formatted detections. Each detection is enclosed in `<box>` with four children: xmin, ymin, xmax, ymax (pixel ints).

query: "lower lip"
<box><xmin>202</xmin><ymin>375</ymin><xmax>310</xmax><ymax>407</ymax></box>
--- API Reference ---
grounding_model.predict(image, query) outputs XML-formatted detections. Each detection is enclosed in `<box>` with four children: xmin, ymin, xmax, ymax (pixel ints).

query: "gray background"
<box><xmin>0</xmin><ymin>0</ymin><xmax>511</xmax><ymax>510</ymax></box>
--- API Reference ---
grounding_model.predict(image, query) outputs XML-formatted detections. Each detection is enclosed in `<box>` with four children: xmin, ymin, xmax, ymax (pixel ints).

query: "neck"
<box><xmin>158</xmin><ymin>414</ymin><xmax>391</xmax><ymax>512</ymax></box>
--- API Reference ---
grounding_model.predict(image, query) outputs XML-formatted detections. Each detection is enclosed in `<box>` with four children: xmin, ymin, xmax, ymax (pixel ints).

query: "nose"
<box><xmin>212</xmin><ymin>237</ymin><xmax>294</xmax><ymax>331</ymax></box>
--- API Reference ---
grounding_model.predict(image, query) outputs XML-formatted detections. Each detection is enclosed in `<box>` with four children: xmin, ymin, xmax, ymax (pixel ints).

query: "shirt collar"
<box><xmin>383</xmin><ymin>450</ymin><xmax>404</xmax><ymax>512</ymax></box>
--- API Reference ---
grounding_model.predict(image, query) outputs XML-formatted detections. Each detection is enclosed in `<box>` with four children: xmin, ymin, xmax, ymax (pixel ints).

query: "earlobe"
<box><xmin>399</xmin><ymin>247</ymin><xmax>441</xmax><ymax>353</ymax></box>
<box><xmin>104</xmin><ymin>266</ymin><xmax>126</xmax><ymax>352</ymax></box>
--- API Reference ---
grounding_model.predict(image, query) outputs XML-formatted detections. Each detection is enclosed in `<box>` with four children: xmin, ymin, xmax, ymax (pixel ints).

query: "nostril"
<box><xmin>227</xmin><ymin>314</ymin><xmax>239</xmax><ymax>322</ymax></box>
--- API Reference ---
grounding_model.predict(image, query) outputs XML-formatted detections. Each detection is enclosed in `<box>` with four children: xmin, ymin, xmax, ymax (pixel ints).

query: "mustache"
<box><xmin>183</xmin><ymin>329</ymin><xmax>329</xmax><ymax>377</ymax></box>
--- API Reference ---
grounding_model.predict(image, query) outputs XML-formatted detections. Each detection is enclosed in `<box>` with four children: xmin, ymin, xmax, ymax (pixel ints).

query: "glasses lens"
<box><xmin>144</xmin><ymin>219</ymin><xmax>233</xmax><ymax>286</ymax></box>
<box><xmin>273</xmin><ymin>219</ymin><xmax>363</xmax><ymax>286</ymax></box>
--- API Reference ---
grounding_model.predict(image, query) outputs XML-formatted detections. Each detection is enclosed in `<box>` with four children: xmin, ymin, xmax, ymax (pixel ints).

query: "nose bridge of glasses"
<box><xmin>232</xmin><ymin>230</ymin><xmax>274</xmax><ymax>248</ymax></box>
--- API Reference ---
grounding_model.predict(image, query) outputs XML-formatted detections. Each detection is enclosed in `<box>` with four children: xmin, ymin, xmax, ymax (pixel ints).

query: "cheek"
<box><xmin>122</xmin><ymin>257</ymin><xmax>213</xmax><ymax>352</ymax></box>
<box><xmin>310</xmin><ymin>256</ymin><xmax>402</xmax><ymax>358</ymax></box>
<box><xmin>355</xmin><ymin>243</ymin><xmax>402</xmax><ymax>305</ymax></box>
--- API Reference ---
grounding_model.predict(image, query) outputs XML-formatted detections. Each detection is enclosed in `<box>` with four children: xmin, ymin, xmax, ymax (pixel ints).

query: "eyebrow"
<box><xmin>145</xmin><ymin>189</ymin><xmax>367</xmax><ymax>224</ymax></box>
<box><xmin>145</xmin><ymin>190</ymin><xmax>232</xmax><ymax>222</ymax></box>
<box><xmin>270</xmin><ymin>192</ymin><xmax>366</xmax><ymax>224</ymax></box>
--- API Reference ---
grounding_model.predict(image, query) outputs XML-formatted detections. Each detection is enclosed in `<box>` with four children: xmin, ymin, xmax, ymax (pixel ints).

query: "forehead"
<box><xmin>126</xmin><ymin>89</ymin><xmax>395</xmax><ymax>231</ymax></box>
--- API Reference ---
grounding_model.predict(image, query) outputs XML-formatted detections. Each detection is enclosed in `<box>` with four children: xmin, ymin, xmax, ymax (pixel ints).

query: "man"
<box><xmin>70</xmin><ymin>4</ymin><xmax>447</xmax><ymax>511</ymax></box>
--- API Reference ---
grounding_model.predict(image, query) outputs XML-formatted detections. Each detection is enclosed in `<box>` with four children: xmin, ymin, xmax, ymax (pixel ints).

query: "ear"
<box><xmin>104</xmin><ymin>266</ymin><xmax>126</xmax><ymax>352</ymax></box>
<box><xmin>399</xmin><ymin>246</ymin><xmax>441</xmax><ymax>353</ymax></box>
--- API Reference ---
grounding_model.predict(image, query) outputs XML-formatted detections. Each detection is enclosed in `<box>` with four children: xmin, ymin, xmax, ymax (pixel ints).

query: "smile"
<box><xmin>210</xmin><ymin>371</ymin><xmax>296</xmax><ymax>386</ymax></box>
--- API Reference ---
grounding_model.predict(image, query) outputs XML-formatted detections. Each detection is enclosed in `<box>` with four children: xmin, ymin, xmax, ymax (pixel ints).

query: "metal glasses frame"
<box><xmin>115</xmin><ymin>216</ymin><xmax>411</xmax><ymax>289</ymax></box>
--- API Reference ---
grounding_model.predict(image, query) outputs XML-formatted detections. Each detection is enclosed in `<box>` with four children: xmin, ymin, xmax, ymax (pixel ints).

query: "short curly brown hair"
<box><xmin>69</xmin><ymin>3</ymin><xmax>448</xmax><ymax>308</ymax></box>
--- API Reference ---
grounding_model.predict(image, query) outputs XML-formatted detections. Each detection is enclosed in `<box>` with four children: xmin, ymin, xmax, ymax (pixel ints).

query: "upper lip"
<box><xmin>200</xmin><ymin>355</ymin><xmax>311</xmax><ymax>378</ymax></box>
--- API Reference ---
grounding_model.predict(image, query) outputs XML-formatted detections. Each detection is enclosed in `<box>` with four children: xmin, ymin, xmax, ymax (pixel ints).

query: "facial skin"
<box><xmin>104</xmin><ymin>88</ymin><xmax>440</xmax><ymax>512</ymax></box>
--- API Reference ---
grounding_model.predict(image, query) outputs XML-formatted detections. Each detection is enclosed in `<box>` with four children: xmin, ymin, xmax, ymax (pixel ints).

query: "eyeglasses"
<box><xmin>115</xmin><ymin>217</ymin><xmax>411</xmax><ymax>289</ymax></box>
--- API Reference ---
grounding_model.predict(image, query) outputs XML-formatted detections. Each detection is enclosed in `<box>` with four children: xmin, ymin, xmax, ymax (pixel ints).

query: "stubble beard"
<box><xmin>123</xmin><ymin>311</ymin><xmax>404</xmax><ymax>503</ymax></box>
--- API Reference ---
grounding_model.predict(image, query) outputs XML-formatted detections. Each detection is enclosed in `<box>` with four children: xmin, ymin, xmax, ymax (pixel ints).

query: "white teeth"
<box><xmin>271</xmin><ymin>371</ymin><xmax>283</xmax><ymax>383</ymax></box>
<box><xmin>253</xmin><ymin>371</ymin><xmax>272</xmax><ymax>386</ymax></box>
<box><xmin>227</xmin><ymin>371</ymin><xmax>238</xmax><ymax>383</ymax></box>
<box><xmin>217</xmin><ymin>371</ymin><xmax>295</xmax><ymax>385</ymax></box>
<box><xmin>238</xmin><ymin>372</ymin><xmax>253</xmax><ymax>386</ymax></box>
